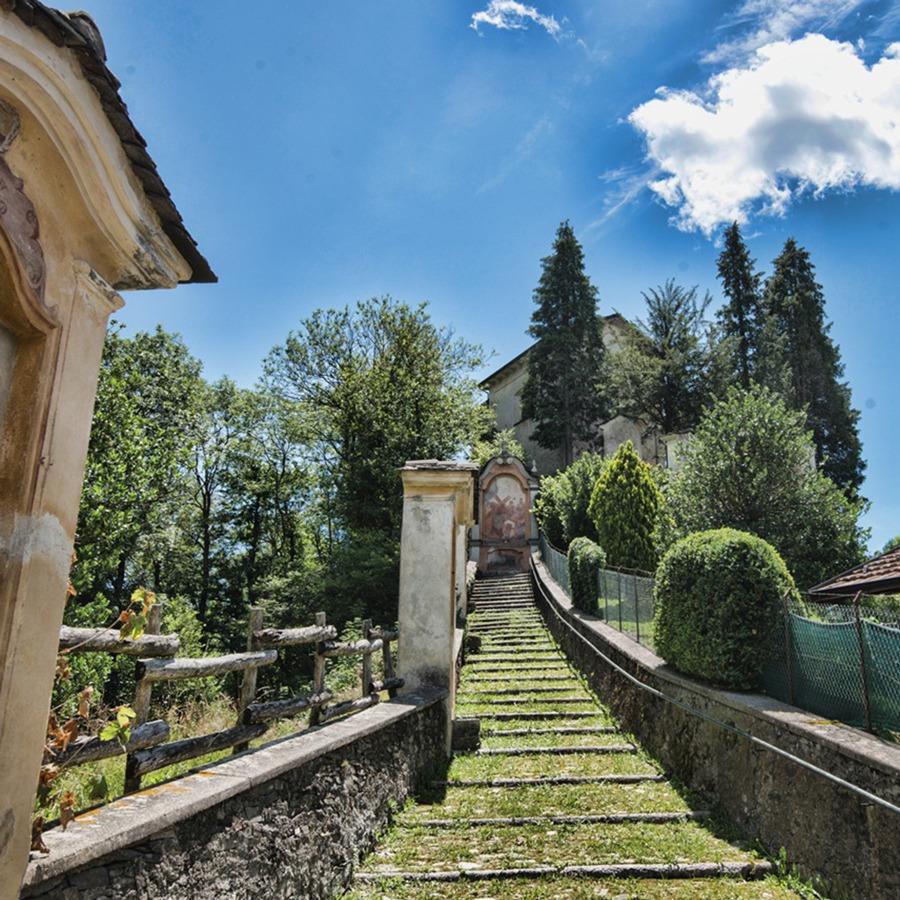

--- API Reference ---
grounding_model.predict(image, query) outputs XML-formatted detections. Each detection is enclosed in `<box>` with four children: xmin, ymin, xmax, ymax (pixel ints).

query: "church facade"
<box><xmin>479</xmin><ymin>313</ymin><xmax>690</xmax><ymax>476</ymax></box>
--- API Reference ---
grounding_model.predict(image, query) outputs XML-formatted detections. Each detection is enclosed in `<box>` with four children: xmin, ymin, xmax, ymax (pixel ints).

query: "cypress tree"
<box><xmin>763</xmin><ymin>238</ymin><xmax>865</xmax><ymax>495</ymax></box>
<box><xmin>521</xmin><ymin>221</ymin><xmax>606</xmax><ymax>467</ymax></box>
<box><xmin>716</xmin><ymin>222</ymin><xmax>765</xmax><ymax>388</ymax></box>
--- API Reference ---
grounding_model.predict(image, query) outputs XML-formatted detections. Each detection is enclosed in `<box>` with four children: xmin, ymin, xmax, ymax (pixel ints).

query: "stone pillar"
<box><xmin>397</xmin><ymin>461</ymin><xmax>476</xmax><ymax>748</ymax></box>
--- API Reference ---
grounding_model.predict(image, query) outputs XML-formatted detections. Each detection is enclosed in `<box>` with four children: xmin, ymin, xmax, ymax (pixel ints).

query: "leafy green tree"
<box><xmin>588</xmin><ymin>442</ymin><xmax>662</xmax><ymax>571</ymax></box>
<box><xmin>265</xmin><ymin>296</ymin><xmax>491</xmax><ymax>534</ymax></box>
<box><xmin>533</xmin><ymin>452</ymin><xmax>606</xmax><ymax>548</ymax></box>
<box><xmin>471</xmin><ymin>428</ymin><xmax>527</xmax><ymax>469</ymax></box>
<box><xmin>521</xmin><ymin>221</ymin><xmax>607</xmax><ymax>467</ymax></box>
<box><xmin>763</xmin><ymin>238</ymin><xmax>865</xmax><ymax>496</ymax></box>
<box><xmin>716</xmin><ymin>222</ymin><xmax>766</xmax><ymax>389</ymax></box>
<box><xmin>72</xmin><ymin>325</ymin><xmax>203</xmax><ymax>606</ymax></box>
<box><xmin>668</xmin><ymin>385</ymin><xmax>867</xmax><ymax>589</ymax></box>
<box><xmin>608</xmin><ymin>280</ymin><xmax>712</xmax><ymax>434</ymax></box>
<box><xmin>882</xmin><ymin>536</ymin><xmax>900</xmax><ymax>555</ymax></box>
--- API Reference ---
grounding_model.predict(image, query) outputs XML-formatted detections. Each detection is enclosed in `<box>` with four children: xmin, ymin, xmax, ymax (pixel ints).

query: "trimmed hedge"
<box><xmin>654</xmin><ymin>528</ymin><xmax>798</xmax><ymax>690</ymax></box>
<box><xmin>568</xmin><ymin>536</ymin><xmax>606</xmax><ymax>613</ymax></box>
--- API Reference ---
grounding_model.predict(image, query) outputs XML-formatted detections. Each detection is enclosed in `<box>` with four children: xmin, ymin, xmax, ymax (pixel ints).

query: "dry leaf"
<box><xmin>77</xmin><ymin>686</ymin><xmax>94</xmax><ymax>719</ymax></box>
<box><xmin>31</xmin><ymin>817</ymin><xmax>48</xmax><ymax>854</ymax></box>
<box><xmin>59</xmin><ymin>792</ymin><xmax>76</xmax><ymax>830</ymax></box>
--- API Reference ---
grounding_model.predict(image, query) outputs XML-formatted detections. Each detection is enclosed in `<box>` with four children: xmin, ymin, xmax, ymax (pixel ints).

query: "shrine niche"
<box><xmin>476</xmin><ymin>455</ymin><xmax>538</xmax><ymax>574</ymax></box>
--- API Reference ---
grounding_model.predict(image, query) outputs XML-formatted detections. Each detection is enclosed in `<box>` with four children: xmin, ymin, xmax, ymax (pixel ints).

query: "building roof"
<box><xmin>478</xmin><ymin>312</ymin><xmax>631</xmax><ymax>390</ymax></box>
<box><xmin>808</xmin><ymin>546</ymin><xmax>900</xmax><ymax>597</ymax></box>
<box><xmin>7</xmin><ymin>1</ymin><xmax>215</xmax><ymax>283</ymax></box>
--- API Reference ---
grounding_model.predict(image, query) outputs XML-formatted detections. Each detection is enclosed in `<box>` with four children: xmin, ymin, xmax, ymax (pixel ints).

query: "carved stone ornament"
<box><xmin>0</xmin><ymin>154</ymin><xmax>46</xmax><ymax>304</ymax></box>
<box><xmin>0</xmin><ymin>100</ymin><xmax>20</xmax><ymax>153</ymax></box>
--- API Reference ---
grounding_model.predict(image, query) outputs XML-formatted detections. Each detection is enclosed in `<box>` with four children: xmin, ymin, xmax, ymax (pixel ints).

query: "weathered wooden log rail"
<box><xmin>54</xmin><ymin>604</ymin><xmax>403</xmax><ymax>796</ymax></box>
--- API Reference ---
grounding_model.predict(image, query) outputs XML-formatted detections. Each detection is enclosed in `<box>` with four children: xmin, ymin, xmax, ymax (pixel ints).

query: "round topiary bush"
<box><xmin>568</xmin><ymin>536</ymin><xmax>606</xmax><ymax>613</ymax></box>
<box><xmin>654</xmin><ymin>528</ymin><xmax>798</xmax><ymax>690</ymax></box>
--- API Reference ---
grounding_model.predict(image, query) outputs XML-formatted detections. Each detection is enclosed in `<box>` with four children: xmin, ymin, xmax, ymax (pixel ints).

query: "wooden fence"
<box><xmin>54</xmin><ymin>606</ymin><xmax>402</xmax><ymax>794</ymax></box>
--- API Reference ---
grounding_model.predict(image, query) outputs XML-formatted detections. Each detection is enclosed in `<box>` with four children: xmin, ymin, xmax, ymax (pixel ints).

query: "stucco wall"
<box><xmin>21</xmin><ymin>691</ymin><xmax>447</xmax><ymax>900</ymax></box>
<box><xmin>531</xmin><ymin>555</ymin><xmax>900</xmax><ymax>900</ymax></box>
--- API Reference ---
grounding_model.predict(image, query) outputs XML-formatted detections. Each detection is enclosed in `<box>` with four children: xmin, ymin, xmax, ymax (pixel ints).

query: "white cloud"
<box><xmin>628</xmin><ymin>35</ymin><xmax>900</xmax><ymax>235</ymax></box>
<box><xmin>470</xmin><ymin>1</ymin><xmax>562</xmax><ymax>38</ymax></box>
<box><xmin>704</xmin><ymin>0</ymin><xmax>864</xmax><ymax>64</ymax></box>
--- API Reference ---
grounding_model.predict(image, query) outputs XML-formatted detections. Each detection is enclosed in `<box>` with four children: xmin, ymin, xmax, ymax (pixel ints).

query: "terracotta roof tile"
<box><xmin>809</xmin><ymin>547</ymin><xmax>900</xmax><ymax>596</ymax></box>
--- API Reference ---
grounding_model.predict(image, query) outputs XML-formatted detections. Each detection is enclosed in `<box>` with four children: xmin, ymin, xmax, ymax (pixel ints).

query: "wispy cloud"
<box><xmin>588</xmin><ymin>165</ymin><xmax>652</xmax><ymax>229</ymax></box>
<box><xmin>470</xmin><ymin>1</ymin><xmax>562</xmax><ymax>39</ymax></box>
<box><xmin>703</xmin><ymin>0</ymin><xmax>864</xmax><ymax>64</ymax></box>
<box><xmin>629</xmin><ymin>35</ymin><xmax>900</xmax><ymax>236</ymax></box>
<box><xmin>476</xmin><ymin>116</ymin><xmax>554</xmax><ymax>194</ymax></box>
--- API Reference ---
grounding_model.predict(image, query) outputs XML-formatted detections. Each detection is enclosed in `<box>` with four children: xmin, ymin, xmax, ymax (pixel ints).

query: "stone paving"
<box><xmin>350</xmin><ymin>574</ymin><xmax>799</xmax><ymax>898</ymax></box>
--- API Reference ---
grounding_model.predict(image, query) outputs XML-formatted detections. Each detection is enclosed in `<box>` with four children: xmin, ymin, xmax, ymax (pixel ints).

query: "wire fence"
<box><xmin>538</xmin><ymin>531</ymin><xmax>900</xmax><ymax>733</ymax></box>
<box><xmin>538</xmin><ymin>533</ymin><xmax>656</xmax><ymax>650</ymax></box>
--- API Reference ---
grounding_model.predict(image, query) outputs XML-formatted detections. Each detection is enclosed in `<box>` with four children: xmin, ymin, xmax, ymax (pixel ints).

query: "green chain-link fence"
<box><xmin>762</xmin><ymin>597</ymin><xmax>900</xmax><ymax>733</ymax></box>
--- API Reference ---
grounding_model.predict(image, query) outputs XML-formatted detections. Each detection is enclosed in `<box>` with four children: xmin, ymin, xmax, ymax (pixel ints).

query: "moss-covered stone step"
<box><xmin>348</xmin><ymin>873</ymin><xmax>796</xmax><ymax>898</ymax></box>
<box><xmin>447</xmin><ymin>751</ymin><xmax>660</xmax><ymax>781</ymax></box>
<box><xmin>403</xmin><ymin>780</ymin><xmax>693</xmax><ymax>819</ymax></box>
<box><xmin>480</xmin><ymin>730</ymin><xmax>631</xmax><ymax>750</ymax></box>
<box><xmin>357</xmin><ymin>819</ymin><xmax>766</xmax><ymax>873</ymax></box>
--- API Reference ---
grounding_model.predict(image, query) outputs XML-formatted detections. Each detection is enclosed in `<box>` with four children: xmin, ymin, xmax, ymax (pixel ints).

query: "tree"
<box><xmin>264</xmin><ymin>297</ymin><xmax>492</xmax><ymax>623</ymax></box>
<box><xmin>471</xmin><ymin>428</ymin><xmax>527</xmax><ymax>469</ymax></box>
<box><xmin>534</xmin><ymin>452</ymin><xmax>606</xmax><ymax>549</ymax></box>
<box><xmin>763</xmin><ymin>238</ymin><xmax>865</xmax><ymax>496</ymax></box>
<box><xmin>72</xmin><ymin>325</ymin><xmax>203</xmax><ymax>606</ymax></box>
<box><xmin>264</xmin><ymin>297</ymin><xmax>491</xmax><ymax>534</ymax></box>
<box><xmin>608</xmin><ymin>281</ymin><xmax>712</xmax><ymax>434</ymax></box>
<box><xmin>668</xmin><ymin>385</ymin><xmax>867</xmax><ymax>589</ymax></box>
<box><xmin>588</xmin><ymin>441</ymin><xmax>662</xmax><ymax>571</ymax></box>
<box><xmin>882</xmin><ymin>536</ymin><xmax>900</xmax><ymax>555</ymax></box>
<box><xmin>716</xmin><ymin>222</ymin><xmax>766</xmax><ymax>389</ymax></box>
<box><xmin>521</xmin><ymin>221</ymin><xmax>607</xmax><ymax>467</ymax></box>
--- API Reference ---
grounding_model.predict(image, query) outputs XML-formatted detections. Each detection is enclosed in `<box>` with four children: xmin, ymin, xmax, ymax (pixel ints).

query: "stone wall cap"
<box><xmin>401</xmin><ymin>460</ymin><xmax>479</xmax><ymax>472</ymax></box>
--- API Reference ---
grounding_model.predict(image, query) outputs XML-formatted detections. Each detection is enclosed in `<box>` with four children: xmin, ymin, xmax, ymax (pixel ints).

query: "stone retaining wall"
<box><xmin>532</xmin><ymin>555</ymin><xmax>900</xmax><ymax>900</ymax></box>
<box><xmin>22</xmin><ymin>690</ymin><xmax>447</xmax><ymax>899</ymax></box>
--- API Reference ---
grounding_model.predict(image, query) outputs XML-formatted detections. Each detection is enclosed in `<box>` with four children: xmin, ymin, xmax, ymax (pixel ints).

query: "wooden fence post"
<box><xmin>361</xmin><ymin>618</ymin><xmax>374</xmax><ymax>697</ymax></box>
<box><xmin>124</xmin><ymin>601</ymin><xmax>162</xmax><ymax>793</ymax></box>
<box><xmin>309</xmin><ymin>611</ymin><xmax>327</xmax><ymax>727</ymax></box>
<box><xmin>234</xmin><ymin>606</ymin><xmax>264</xmax><ymax>753</ymax></box>
<box><xmin>852</xmin><ymin>591</ymin><xmax>874</xmax><ymax>732</ymax></box>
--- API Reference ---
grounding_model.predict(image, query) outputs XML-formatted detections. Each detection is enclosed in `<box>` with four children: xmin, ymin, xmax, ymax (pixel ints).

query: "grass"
<box><xmin>402</xmin><ymin>781</ymin><xmax>694</xmax><ymax>820</ymax></box>
<box><xmin>447</xmin><ymin>751</ymin><xmax>660</xmax><ymax>781</ymax></box>
<box><xmin>358</xmin><ymin>818</ymin><xmax>763</xmax><ymax>872</ymax></box>
<box><xmin>479</xmin><ymin>731</ymin><xmax>632</xmax><ymax>750</ymax></box>
<box><xmin>347</xmin><ymin>876</ymin><xmax>802</xmax><ymax>898</ymax></box>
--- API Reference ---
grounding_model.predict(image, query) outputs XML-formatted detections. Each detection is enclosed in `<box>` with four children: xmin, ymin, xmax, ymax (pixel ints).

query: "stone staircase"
<box><xmin>349</xmin><ymin>574</ymin><xmax>799</xmax><ymax>898</ymax></box>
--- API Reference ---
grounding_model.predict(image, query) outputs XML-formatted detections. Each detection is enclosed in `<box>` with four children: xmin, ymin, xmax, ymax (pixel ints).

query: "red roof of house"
<box><xmin>809</xmin><ymin>547</ymin><xmax>900</xmax><ymax>596</ymax></box>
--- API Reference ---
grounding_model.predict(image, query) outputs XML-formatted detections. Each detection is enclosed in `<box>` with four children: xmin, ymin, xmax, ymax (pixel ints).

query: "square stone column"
<box><xmin>397</xmin><ymin>460</ymin><xmax>476</xmax><ymax>749</ymax></box>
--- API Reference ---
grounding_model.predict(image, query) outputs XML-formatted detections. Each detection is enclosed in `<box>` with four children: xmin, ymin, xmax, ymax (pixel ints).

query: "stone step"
<box><xmin>476</xmin><ymin>744</ymin><xmax>636</xmax><ymax>756</ymax></box>
<box><xmin>475</xmin><ymin>711</ymin><xmax>602</xmax><ymax>720</ymax></box>
<box><xmin>484</xmin><ymin>726</ymin><xmax>618</xmax><ymax>736</ymax></box>
<box><xmin>354</xmin><ymin>861</ymin><xmax>775</xmax><ymax>883</ymax></box>
<box><xmin>433</xmin><ymin>774</ymin><xmax>666</xmax><ymax>788</ymax></box>
<box><xmin>463</xmin><ymin>687</ymin><xmax>576</xmax><ymax>696</ymax></box>
<box><xmin>460</xmin><ymin>696</ymin><xmax>590</xmax><ymax>705</ymax></box>
<box><xmin>407</xmin><ymin>811</ymin><xmax>711</xmax><ymax>828</ymax></box>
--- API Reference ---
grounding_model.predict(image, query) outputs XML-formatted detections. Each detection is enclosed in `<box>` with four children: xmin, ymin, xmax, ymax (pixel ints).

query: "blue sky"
<box><xmin>87</xmin><ymin>0</ymin><xmax>900</xmax><ymax>550</ymax></box>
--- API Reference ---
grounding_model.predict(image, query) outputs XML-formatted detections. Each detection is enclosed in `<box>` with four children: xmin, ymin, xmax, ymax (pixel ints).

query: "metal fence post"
<box><xmin>617</xmin><ymin>573</ymin><xmax>623</xmax><ymax>634</ymax></box>
<box><xmin>852</xmin><ymin>591</ymin><xmax>874</xmax><ymax>732</ymax></box>
<box><xmin>633</xmin><ymin>575</ymin><xmax>641</xmax><ymax>646</ymax></box>
<box><xmin>780</xmin><ymin>591</ymin><xmax>795</xmax><ymax>706</ymax></box>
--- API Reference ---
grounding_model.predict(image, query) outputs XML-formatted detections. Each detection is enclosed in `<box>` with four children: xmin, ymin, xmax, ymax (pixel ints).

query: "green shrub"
<box><xmin>654</xmin><ymin>528</ymin><xmax>798</xmax><ymax>689</ymax></box>
<box><xmin>588</xmin><ymin>441</ymin><xmax>661</xmax><ymax>571</ymax></box>
<box><xmin>568</xmin><ymin>537</ymin><xmax>606</xmax><ymax>613</ymax></box>
<box><xmin>534</xmin><ymin>452</ymin><xmax>606</xmax><ymax>549</ymax></box>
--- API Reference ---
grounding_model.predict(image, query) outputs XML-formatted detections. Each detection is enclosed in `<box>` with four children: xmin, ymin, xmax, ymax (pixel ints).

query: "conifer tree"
<box><xmin>763</xmin><ymin>238</ymin><xmax>865</xmax><ymax>495</ymax></box>
<box><xmin>587</xmin><ymin>441</ymin><xmax>662</xmax><ymax>571</ymax></box>
<box><xmin>716</xmin><ymin>222</ymin><xmax>765</xmax><ymax>388</ymax></box>
<box><xmin>521</xmin><ymin>221</ymin><xmax>606</xmax><ymax>467</ymax></box>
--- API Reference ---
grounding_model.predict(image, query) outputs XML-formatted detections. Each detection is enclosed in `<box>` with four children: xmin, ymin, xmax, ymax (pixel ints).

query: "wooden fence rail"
<box><xmin>55</xmin><ymin>603</ymin><xmax>403</xmax><ymax>797</ymax></box>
